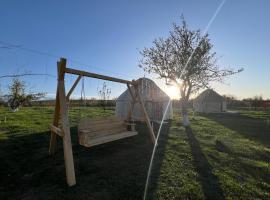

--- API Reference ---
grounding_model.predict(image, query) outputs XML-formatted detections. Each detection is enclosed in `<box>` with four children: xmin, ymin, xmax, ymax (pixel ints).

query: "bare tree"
<box><xmin>7</xmin><ymin>78</ymin><xmax>45</xmax><ymax>111</ymax></box>
<box><xmin>223</xmin><ymin>94</ymin><xmax>237</xmax><ymax>102</ymax></box>
<box><xmin>139</xmin><ymin>17</ymin><xmax>243</xmax><ymax>126</ymax></box>
<box><xmin>251</xmin><ymin>95</ymin><xmax>263</xmax><ymax>110</ymax></box>
<box><xmin>97</xmin><ymin>82</ymin><xmax>111</xmax><ymax>111</ymax></box>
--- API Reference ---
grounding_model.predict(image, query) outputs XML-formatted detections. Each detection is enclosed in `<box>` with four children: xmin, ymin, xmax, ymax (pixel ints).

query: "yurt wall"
<box><xmin>193</xmin><ymin>89</ymin><xmax>227</xmax><ymax>113</ymax></box>
<box><xmin>115</xmin><ymin>78</ymin><xmax>173</xmax><ymax>122</ymax></box>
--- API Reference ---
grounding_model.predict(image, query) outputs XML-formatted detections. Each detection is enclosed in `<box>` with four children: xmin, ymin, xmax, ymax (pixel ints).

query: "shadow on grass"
<box><xmin>203</xmin><ymin>112</ymin><xmax>270</xmax><ymax>148</ymax></box>
<box><xmin>186</xmin><ymin>126</ymin><xmax>225</xmax><ymax>200</ymax></box>
<box><xmin>0</xmin><ymin>123</ymin><xmax>160</xmax><ymax>200</ymax></box>
<box><xmin>144</xmin><ymin>121</ymin><xmax>171</xmax><ymax>200</ymax></box>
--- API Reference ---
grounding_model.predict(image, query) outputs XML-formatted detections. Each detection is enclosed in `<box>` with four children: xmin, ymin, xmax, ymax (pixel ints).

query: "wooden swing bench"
<box><xmin>49</xmin><ymin>58</ymin><xmax>156</xmax><ymax>187</ymax></box>
<box><xmin>78</xmin><ymin>116</ymin><xmax>137</xmax><ymax>147</ymax></box>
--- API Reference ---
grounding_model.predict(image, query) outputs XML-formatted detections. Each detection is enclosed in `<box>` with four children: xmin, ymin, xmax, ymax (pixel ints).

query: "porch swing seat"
<box><xmin>78</xmin><ymin>116</ymin><xmax>137</xmax><ymax>147</ymax></box>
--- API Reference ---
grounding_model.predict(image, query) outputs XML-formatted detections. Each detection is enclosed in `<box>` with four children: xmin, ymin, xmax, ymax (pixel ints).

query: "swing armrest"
<box><xmin>125</xmin><ymin>122</ymin><xmax>135</xmax><ymax>125</ymax></box>
<box><xmin>125</xmin><ymin>122</ymin><xmax>136</xmax><ymax>131</ymax></box>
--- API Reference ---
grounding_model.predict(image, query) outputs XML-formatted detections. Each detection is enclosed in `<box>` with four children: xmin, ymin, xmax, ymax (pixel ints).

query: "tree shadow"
<box><xmin>143</xmin><ymin>121</ymin><xmax>172</xmax><ymax>200</ymax></box>
<box><xmin>202</xmin><ymin>112</ymin><xmax>270</xmax><ymax>188</ymax></box>
<box><xmin>185</xmin><ymin>126</ymin><xmax>225</xmax><ymax>200</ymax></box>
<box><xmin>202</xmin><ymin>112</ymin><xmax>270</xmax><ymax>148</ymax></box>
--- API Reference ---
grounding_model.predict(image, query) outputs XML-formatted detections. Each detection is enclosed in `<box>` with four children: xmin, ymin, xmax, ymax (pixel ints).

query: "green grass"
<box><xmin>148</xmin><ymin>110</ymin><xmax>270</xmax><ymax>200</ymax></box>
<box><xmin>236</xmin><ymin>109</ymin><xmax>270</xmax><ymax>120</ymax></box>
<box><xmin>0</xmin><ymin>106</ymin><xmax>153</xmax><ymax>200</ymax></box>
<box><xmin>0</xmin><ymin>107</ymin><xmax>269</xmax><ymax>199</ymax></box>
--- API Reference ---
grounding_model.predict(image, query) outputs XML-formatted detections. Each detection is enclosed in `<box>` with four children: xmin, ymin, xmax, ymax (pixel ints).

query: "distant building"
<box><xmin>193</xmin><ymin>89</ymin><xmax>226</xmax><ymax>113</ymax></box>
<box><xmin>115</xmin><ymin>78</ymin><xmax>173</xmax><ymax>122</ymax></box>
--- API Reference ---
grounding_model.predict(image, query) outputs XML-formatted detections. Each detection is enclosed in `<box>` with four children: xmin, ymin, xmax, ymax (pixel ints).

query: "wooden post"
<box><xmin>58</xmin><ymin>58</ymin><xmax>76</xmax><ymax>186</ymax></box>
<box><xmin>126</xmin><ymin>84</ymin><xmax>137</xmax><ymax>121</ymax></box>
<box><xmin>50</xmin><ymin>58</ymin><xmax>76</xmax><ymax>186</ymax></box>
<box><xmin>134</xmin><ymin>84</ymin><xmax>156</xmax><ymax>144</ymax></box>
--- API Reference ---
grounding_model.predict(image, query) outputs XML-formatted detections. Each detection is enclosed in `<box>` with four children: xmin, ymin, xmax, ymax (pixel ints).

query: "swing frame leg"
<box><xmin>49</xmin><ymin>58</ymin><xmax>76</xmax><ymax>186</ymax></box>
<box><xmin>126</xmin><ymin>84</ymin><xmax>137</xmax><ymax>121</ymax></box>
<box><xmin>135</xmin><ymin>84</ymin><xmax>156</xmax><ymax>144</ymax></box>
<box><xmin>49</xmin><ymin>86</ymin><xmax>60</xmax><ymax>154</ymax></box>
<box><xmin>126</xmin><ymin>83</ymin><xmax>156</xmax><ymax>144</ymax></box>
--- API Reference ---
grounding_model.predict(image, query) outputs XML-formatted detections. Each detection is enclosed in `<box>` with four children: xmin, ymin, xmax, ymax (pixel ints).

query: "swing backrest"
<box><xmin>78</xmin><ymin>116</ymin><xmax>126</xmax><ymax>135</ymax></box>
<box><xmin>78</xmin><ymin>116</ymin><xmax>137</xmax><ymax>147</ymax></box>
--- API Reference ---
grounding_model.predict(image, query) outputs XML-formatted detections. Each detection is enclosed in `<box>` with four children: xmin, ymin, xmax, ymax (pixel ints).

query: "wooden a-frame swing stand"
<box><xmin>49</xmin><ymin>58</ymin><xmax>156</xmax><ymax>186</ymax></box>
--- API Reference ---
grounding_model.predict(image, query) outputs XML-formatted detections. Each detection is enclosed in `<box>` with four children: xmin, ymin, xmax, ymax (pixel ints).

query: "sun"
<box><xmin>166</xmin><ymin>85</ymin><xmax>179</xmax><ymax>99</ymax></box>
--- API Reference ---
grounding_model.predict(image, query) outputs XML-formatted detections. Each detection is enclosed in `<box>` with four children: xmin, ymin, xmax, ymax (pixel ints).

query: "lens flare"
<box><xmin>166</xmin><ymin>85</ymin><xmax>179</xmax><ymax>99</ymax></box>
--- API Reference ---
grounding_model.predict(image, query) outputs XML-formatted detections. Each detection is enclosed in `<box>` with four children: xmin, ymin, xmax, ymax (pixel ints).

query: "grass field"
<box><xmin>0</xmin><ymin>107</ymin><xmax>269</xmax><ymax>199</ymax></box>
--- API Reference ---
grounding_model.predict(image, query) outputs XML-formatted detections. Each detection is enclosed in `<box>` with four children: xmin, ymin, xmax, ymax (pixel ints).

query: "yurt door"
<box><xmin>153</xmin><ymin>102</ymin><xmax>163</xmax><ymax>121</ymax></box>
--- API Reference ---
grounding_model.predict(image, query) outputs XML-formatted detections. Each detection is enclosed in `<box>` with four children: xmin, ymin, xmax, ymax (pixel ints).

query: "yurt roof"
<box><xmin>117</xmin><ymin>77</ymin><xmax>170</xmax><ymax>101</ymax></box>
<box><xmin>195</xmin><ymin>89</ymin><xmax>224</xmax><ymax>102</ymax></box>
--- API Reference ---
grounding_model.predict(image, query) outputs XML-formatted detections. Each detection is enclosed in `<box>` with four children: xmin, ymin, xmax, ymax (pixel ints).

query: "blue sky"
<box><xmin>0</xmin><ymin>0</ymin><xmax>269</xmax><ymax>99</ymax></box>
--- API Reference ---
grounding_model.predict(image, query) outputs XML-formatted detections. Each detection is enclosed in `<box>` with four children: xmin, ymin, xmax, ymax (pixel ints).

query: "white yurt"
<box><xmin>115</xmin><ymin>78</ymin><xmax>173</xmax><ymax>122</ymax></box>
<box><xmin>193</xmin><ymin>89</ymin><xmax>226</xmax><ymax>113</ymax></box>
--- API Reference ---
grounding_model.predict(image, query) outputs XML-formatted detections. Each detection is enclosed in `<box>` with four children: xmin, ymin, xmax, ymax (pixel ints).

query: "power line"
<box><xmin>0</xmin><ymin>73</ymin><xmax>56</xmax><ymax>79</ymax></box>
<box><xmin>0</xmin><ymin>40</ymin><xmax>59</xmax><ymax>59</ymax></box>
<box><xmin>0</xmin><ymin>40</ymin><xmax>132</xmax><ymax>78</ymax></box>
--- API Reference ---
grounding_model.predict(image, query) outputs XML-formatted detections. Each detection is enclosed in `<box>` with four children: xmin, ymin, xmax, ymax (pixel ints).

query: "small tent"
<box><xmin>193</xmin><ymin>89</ymin><xmax>226</xmax><ymax>113</ymax></box>
<box><xmin>115</xmin><ymin>78</ymin><xmax>173</xmax><ymax>122</ymax></box>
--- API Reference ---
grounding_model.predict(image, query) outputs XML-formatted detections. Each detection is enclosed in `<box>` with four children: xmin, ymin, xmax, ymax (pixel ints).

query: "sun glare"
<box><xmin>166</xmin><ymin>85</ymin><xmax>179</xmax><ymax>99</ymax></box>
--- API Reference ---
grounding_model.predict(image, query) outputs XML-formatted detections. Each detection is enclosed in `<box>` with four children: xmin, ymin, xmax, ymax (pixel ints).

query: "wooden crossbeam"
<box><xmin>65</xmin><ymin>67</ymin><xmax>133</xmax><ymax>85</ymax></box>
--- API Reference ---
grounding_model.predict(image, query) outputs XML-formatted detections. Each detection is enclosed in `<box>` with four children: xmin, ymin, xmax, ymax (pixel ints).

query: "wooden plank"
<box><xmin>79</xmin><ymin>122</ymin><xmax>126</xmax><ymax>132</ymax></box>
<box><xmin>79</xmin><ymin>126</ymin><xmax>126</xmax><ymax>135</ymax></box>
<box><xmin>50</xmin><ymin>124</ymin><xmax>63</xmax><ymax>137</ymax></box>
<box><xmin>66</xmin><ymin>75</ymin><xmax>82</xmax><ymax>100</ymax></box>
<box><xmin>79</xmin><ymin>122</ymin><xmax>125</xmax><ymax>133</ymax></box>
<box><xmin>79</xmin><ymin>116</ymin><xmax>121</xmax><ymax>123</ymax></box>
<box><xmin>79</xmin><ymin>127</ymin><xmax>127</xmax><ymax>138</ymax></box>
<box><xmin>135</xmin><ymin>85</ymin><xmax>156</xmax><ymax>144</ymax></box>
<box><xmin>78</xmin><ymin>116</ymin><xmax>123</xmax><ymax>128</ymax></box>
<box><xmin>58</xmin><ymin>58</ymin><xmax>76</xmax><ymax>186</ymax></box>
<box><xmin>65</xmin><ymin>67</ymin><xmax>133</xmax><ymax>85</ymax></box>
<box><xmin>79</xmin><ymin>131</ymin><xmax>138</xmax><ymax>147</ymax></box>
<box><xmin>79</xmin><ymin>118</ymin><xmax>123</xmax><ymax>127</ymax></box>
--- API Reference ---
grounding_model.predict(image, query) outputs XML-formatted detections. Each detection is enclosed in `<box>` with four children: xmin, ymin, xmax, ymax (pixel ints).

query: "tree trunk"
<box><xmin>181</xmin><ymin>98</ymin><xmax>190</xmax><ymax>127</ymax></box>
